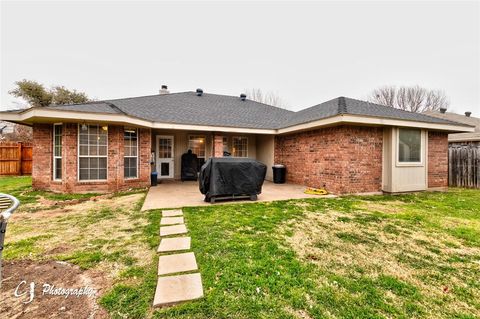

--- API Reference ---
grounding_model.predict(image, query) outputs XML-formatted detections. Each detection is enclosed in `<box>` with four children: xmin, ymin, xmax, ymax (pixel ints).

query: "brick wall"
<box><xmin>428</xmin><ymin>131</ymin><xmax>448</xmax><ymax>188</ymax></box>
<box><xmin>274</xmin><ymin>125</ymin><xmax>384</xmax><ymax>194</ymax></box>
<box><xmin>212</xmin><ymin>134</ymin><xmax>224</xmax><ymax>157</ymax></box>
<box><xmin>32</xmin><ymin>123</ymin><xmax>151</xmax><ymax>193</ymax></box>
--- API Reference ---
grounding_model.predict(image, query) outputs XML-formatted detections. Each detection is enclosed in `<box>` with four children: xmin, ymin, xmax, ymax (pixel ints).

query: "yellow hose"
<box><xmin>304</xmin><ymin>187</ymin><xmax>328</xmax><ymax>195</ymax></box>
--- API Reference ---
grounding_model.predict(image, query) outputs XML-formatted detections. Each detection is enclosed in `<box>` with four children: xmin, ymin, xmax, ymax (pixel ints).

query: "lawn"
<box><xmin>1</xmin><ymin>176</ymin><xmax>479</xmax><ymax>318</ymax></box>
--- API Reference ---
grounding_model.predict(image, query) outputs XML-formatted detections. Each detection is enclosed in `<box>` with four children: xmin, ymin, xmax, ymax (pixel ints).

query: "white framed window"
<box><xmin>124</xmin><ymin>128</ymin><xmax>138</xmax><ymax>179</ymax></box>
<box><xmin>397</xmin><ymin>128</ymin><xmax>422</xmax><ymax>164</ymax></box>
<box><xmin>232</xmin><ymin>136</ymin><xmax>248</xmax><ymax>157</ymax></box>
<box><xmin>188</xmin><ymin>135</ymin><xmax>206</xmax><ymax>158</ymax></box>
<box><xmin>53</xmin><ymin>124</ymin><xmax>62</xmax><ymax>181</ymax></box>
<box><xmin>78</xmin><ymin>124</ymin><xmax>108</xmax><ymax>181</ymax></box>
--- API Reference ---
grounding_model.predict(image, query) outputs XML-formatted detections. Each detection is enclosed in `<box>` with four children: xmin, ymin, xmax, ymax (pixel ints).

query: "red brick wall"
<box><xmin>212</xmin><ymin>134</ymin><xmax>224</xmax><ymax>157</ymax></box>
<box><xmin>428</xmin><ymin>131</ymin><xmax>448</xmax><ymax>188</ymax></box>
<box><xmin>274</xmin><ymin>125</ymin><xmax>384</xmax><ymax>194</ymax></box>
<box><xmin>32</xmin><ymin>123</ymin><xmax>151</xmax><ymax>193</ymax></box>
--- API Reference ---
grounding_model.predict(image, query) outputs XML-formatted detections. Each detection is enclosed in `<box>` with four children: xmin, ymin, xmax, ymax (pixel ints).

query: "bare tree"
<box><xmin>368</xmin><ymin>85</ymin><xmax>449</xmax><ymax>113</ymax></box>
<box><xmin>244</xmin><ymin>88</ymin><xmax>287</xmax><ymax>108</ymax></box>
<box><xmin>0</xmin><ymin>124</ymin><xmax>32</xmax><ymax>143</ymax></box>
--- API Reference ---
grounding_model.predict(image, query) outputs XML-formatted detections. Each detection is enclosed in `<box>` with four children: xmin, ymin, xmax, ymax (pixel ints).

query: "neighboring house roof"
<box><xmin>0</xmin><ymin>92</ymin><xmax>474</xmax><ymax>133</ymax></box>
<box><xmin>0</xmin><ymin>121</ymin><xmax>14</xmax><ymax>134</ymax></box>
<box><xmin>424</xmin><ymin>110</ymin><xmax>480</xmax><ymax>142</ymax></box>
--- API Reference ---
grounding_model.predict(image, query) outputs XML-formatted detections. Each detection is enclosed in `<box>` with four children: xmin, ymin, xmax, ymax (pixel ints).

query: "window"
<box><xmin>188</xmin><ymin>135</ymin><xmax>206</xmax><ymax>158</ymax></box>
<box><xmin>124</xmin><ymin>128</ymin><xmax>138</xmax><ymax>179</ymax></box>
<box><xmin>78</xmin><ymin>124</ymin><xmax>108</xmax><ymax>180</ymax></box>
<box><xmin>232</xmin><ymin>136</ymin><xmax>248</xmax><ymax>157</ymax></box>
<box><xmin>398</xmin><ymin>128</ymin><xmax>421</xmax><ymax>163</ymax></box>
<box><xmin>53</xmin><ymin>124</ymin><xmax>62</xmax><ymax>181</ymax></box>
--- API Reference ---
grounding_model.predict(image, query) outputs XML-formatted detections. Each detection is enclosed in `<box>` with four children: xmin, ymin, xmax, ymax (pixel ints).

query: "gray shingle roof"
<box><xmin>14</xmin><ymin>92</ymin><xmax>471</xmax><ymax>129</ymax></box>
<box><xmin>284</xmin><ymin>97</ymin><xmax>462</xmax><ymax>128</ymax></box>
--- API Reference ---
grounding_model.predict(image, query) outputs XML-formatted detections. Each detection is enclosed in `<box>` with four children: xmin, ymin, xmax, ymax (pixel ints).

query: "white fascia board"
<box><xmin>277</xmin><ymin>114</ymin><xmax>475</xmax><ymax>134</ymax></box>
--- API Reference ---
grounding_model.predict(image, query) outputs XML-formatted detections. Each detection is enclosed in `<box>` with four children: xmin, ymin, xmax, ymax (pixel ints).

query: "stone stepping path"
<box><xmin>160</xmin><ymin>224</ymin><xmax>188</xmax><ymax>236</ymax></box>
<box><xmin>154</xmin><ymin>273</ymin><xmax>203</xmax><ymax>306</ymax></box>
<box><xmin>158</xmin><ymin>237</ymin><xmax>191</xmax><ymax>252</ymax></box>
<box><xmin>161</xmin><ymin>216</ymin><xmax>184</xmax><ymax>225</ymax></box>
<box><xmin>158</xmin><ymin>252</ymin><xmax>198</xmax><ymax>275</ymax></box>
<box><xmin>162</xmin><ymin>209</ymin><xmax>183</xmax><ymax>217</ymax></box>
<box><xmin>154</xmin><ymin>209</ymin><xmax>204</xmax><ymax>307</ymax></box>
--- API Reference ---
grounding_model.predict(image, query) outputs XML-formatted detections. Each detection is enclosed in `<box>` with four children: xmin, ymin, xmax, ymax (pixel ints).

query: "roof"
<box><xmin>284</xmin><ymin>96</ymin><xmax>459</xmax><ymax>128</ymax></box>
<box><xmin>0</xmin><ymin>92</ymin><xmax>474</xmax><ymax>132</ymax></box>
<box><xmin>424</xmin><ymin>110</ymin><xmax>480</xmax><ymax>141</ymax></box>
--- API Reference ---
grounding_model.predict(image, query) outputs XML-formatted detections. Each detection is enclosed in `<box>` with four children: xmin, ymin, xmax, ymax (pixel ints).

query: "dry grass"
<box><xmin>285</xmin><ymin>201</ymin><xmax>480</xmax><ymax>318</ymax></box>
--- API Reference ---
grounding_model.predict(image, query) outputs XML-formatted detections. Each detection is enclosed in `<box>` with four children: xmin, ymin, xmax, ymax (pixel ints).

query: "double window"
<box><xmin>78</xmin><ymin>124</ymin><xmax>108</xmax><ymax>181</ymax></box>
<box><xmin>53</xmin><ymin>124</ymin><xmax>62</xmax><ymax>181</ymax></box>
<box><xmin>124</xmin><ymin>128</ymin><xmax>138</xmax><ymax>179</ymax></box>
<box><xmin>232</xmin><ymin>136</ymin><xmax>248</xmax><ymax>157</ymax></box>
<box><xmin>398</xmin><ymin>128</ymin><xmax>422</xmax><ymax>163</ymax></box>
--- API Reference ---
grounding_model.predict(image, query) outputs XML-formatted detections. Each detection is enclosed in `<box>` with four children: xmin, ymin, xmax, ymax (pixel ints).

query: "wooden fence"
<box><xmin>449</xmin><ymin>141</ymin><xmax>480</xmax><ymax>188</ymax></box>
<box><xmin>0</xmin><ymin>142</ymin><xmax>32</xmax><ymax>175</ymax></box>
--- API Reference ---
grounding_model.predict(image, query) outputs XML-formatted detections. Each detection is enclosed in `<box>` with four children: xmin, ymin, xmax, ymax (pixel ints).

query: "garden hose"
<box><xmin>304</xmin><ymin>188</ymin><xmax>328</xmax><ymax>195</ymax></box>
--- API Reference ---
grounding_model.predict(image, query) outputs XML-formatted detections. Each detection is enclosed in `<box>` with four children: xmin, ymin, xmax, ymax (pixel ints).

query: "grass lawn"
<box><xmin>1</xmin><ymin>176</ymin><xmax>479</xmax><ymax>318</ymax></box>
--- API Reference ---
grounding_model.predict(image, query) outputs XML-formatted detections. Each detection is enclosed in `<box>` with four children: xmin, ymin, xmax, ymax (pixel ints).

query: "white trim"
<box><xmin>395</xmin><ymin>128</ymin><xmax>424</xmax><ymax>167</ymax></box>
<box><xmin>156</xmin><ymin>135</ymin><xmax>174</xmax><ymax>179</ymax></box>
<box><xmin>77</xmin><ymin>124</ymin><xmax>109</xmax><ymax>182</ymax></box>
<box><xmin>232</xmin><ymin>136</ymin><xmax>248</xmax><ymax>157</ymax></box>
<box><xmin>1</xmin><ymin>107</ymin><xmax>474</xmax><ymax>135</ymax></box>
<box><xmin>124</xmin><ymin>127</ymin><xmax>139</xmax><ymax>180</ymax></box>
<box><xmin>52</xmin><ymin>123</ymin><xmax>62</xmax><ymax>181</ymax></box>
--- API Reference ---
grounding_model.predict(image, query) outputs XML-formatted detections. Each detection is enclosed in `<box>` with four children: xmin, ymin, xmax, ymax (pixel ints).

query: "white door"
<box><xmin>156</xmin><ymin>135</ymin><xmax>174</xmax><ymax>179</ymax></box>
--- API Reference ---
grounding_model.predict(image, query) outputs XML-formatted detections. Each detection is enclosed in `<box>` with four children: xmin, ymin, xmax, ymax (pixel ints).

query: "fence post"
<box><xmin>18</xmin><ymin>143</ymin><xmax>22</xmax><ymax>175</ymax></box>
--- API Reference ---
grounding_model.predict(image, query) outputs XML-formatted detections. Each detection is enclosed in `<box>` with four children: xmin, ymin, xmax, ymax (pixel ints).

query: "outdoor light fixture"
<box><xmin>81</xmin><ymin>122</ymin><xmax>88</xmax><ymax>131</ymax></box>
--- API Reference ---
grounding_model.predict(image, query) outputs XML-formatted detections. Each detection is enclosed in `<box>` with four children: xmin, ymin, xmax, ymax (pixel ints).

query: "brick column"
<box><xmin>213</xmin><ymin>134</ymin><xmax>224</xmax><ymax>157</ymax></box>
<box><xmin>32</xmin><ymin>123</ymin><xmax>53</xmax><ymax>190</ymax></box>
<box><xmin>63</xmin><ymin>123</ymin><xmax>78</xmax><ymax>192</ymax></box>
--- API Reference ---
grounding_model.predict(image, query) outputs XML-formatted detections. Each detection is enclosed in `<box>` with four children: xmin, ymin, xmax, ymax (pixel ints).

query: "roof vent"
<box><xmin>465</xmin><ymin>111</ymin><xmax>472</xmax><ymax>117</ymax></box>
<box><xmin>196</xmin><ymin>88</ymin><xmax>203</xmax><ymax>96</ymax></box>
<box><xmin>240</xmin><ymin>93</ymin><xmax>247</xmax><ymax>101</ymax></box>
<box><xmin>439</xmin><ymin>107</ymin><xmax>447</xmax><ymax>114</ymax></box>
<box><xmin>159</xmin><ymin>85</ymin><xmax>169</xmax><ymax>95</ymax></box>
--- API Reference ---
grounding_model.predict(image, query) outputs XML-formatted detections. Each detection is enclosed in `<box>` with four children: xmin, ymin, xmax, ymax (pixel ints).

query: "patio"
<box><xmin>141</xmin><ymin>180</ymin><xmax>333</xmax><ymax>210</ymax></box>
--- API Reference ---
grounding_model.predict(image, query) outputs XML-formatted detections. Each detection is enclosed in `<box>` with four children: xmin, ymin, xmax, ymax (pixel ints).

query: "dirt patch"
<box><xmin>0</xmin><ymin>260</ymin><xmax>108</xmax><ymax>319</ymax></box>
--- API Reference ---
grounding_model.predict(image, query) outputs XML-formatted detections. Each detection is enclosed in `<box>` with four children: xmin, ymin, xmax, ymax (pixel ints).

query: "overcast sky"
<box><xmin>1</xmin><ymin>1</ymin><xmax>479</xmax><ymax>114</ymax></box>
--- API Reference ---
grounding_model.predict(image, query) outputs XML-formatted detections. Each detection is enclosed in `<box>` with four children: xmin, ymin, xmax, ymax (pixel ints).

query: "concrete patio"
<box><xmin>141</xmin><ymin>180</ymin><xmax>333</xmax><ymax>211</ymax></box>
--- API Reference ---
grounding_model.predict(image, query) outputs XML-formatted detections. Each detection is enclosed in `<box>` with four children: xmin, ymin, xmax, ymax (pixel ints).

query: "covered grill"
<box><xmin>199</xmin><ymin>157</ymin><xmax>267</xmax><ymax>203</ymax></box>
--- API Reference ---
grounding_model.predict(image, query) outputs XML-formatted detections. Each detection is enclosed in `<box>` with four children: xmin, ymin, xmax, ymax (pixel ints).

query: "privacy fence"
<box><xmin>0</xmin><ymin>142</ymin><xmax>32</xmax><ymax>175</ymax></box>
<box><xmin>449</xmin><ymin>141</ymin><xmax>480</xmax><ymax>188</ymax></box>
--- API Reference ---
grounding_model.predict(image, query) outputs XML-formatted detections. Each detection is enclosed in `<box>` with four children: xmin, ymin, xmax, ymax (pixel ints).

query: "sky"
<box><xmin>1</xmin><ymin>1</ymin><xmax>479</xmax><ymax>115</ymax></box>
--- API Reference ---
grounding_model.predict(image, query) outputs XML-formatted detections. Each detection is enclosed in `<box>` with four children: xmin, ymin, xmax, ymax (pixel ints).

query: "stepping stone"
<box><xmin>162</xmin><ymin>209</ymin><xmax>183</xmax><ymax>217</ymax></box>
<box><xmin>158</xmin><ymin>252</ymin><xmax>198</xmax><ymax>275</ymax></box>
<box><xmin>160</xmin><ymin>224</ymin><xmax>187</xmax><ymax>236</ymax></box>
<box><xmin>158</xmin><ymin>237</ymin><xmax>191</xmax><ymax>252</ymax></box>
<box><xmin>153</xmin><ymin>273</ymin><xmax>203</xmax><ymax>307</ymax></box>
<box><xmin>161</xmin><ymin>217</ymin><xmax>184</xmax><ymax>225</ymax></box>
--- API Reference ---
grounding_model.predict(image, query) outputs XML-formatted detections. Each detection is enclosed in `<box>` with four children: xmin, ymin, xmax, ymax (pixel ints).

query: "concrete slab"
<box><xmin>153</xmin><ymin>273</ymin><xmax>203</xmax><ymax>307</ymax></box>
<box><xmin>158</xmin><ymin>237</ymin><xmax>191</xmax><ymax>252</ymax></box>
<box><xmin>157</xmin><ymin>252</ymin><xmax>198</xmax><ymax>275</ymax></box>
<box><xmin>162</xmin><ymin>209</ymin><xmax>183</xmax><ymax>217</ymax></box>
<box><xmin>160</xmin><ymin>224</ymin><xmax>188</xmax><ymax>236</ymax></box>
<box><xmin>142</xmin><ymin>180</ymin><xmax>335</xmax><ymax>210</ymax></box>
<box><xmin>161</xmin><ymin>217</ymin><xmax>184</xmax><ymax>225</ymax></box>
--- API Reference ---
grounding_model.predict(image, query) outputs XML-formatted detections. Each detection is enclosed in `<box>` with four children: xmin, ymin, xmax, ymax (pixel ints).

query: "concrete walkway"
<box><xmin>153</xmin><ymin>209</ymin><xmax>204</xmax><ymax>307</ymax></box>
<box><xmin>142</xmin><ymin>180</ymin><xmax>332</xmax><ymax>210</ymax></box>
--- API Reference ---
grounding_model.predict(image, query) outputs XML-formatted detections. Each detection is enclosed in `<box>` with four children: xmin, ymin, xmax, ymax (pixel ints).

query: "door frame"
<box><xmin>156</xmin><ymin>135</ymin><xmax>174</xmax><ymax>179</ymax></box>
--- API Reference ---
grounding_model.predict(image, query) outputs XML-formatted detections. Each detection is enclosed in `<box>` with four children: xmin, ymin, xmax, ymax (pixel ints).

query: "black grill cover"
<box><xmin>181</xmin><ymin>150</ymin><xmax>198</xmax><ymax>181</ymax></box>
<box><xmin>199</xmin><ymin>158</ymin><xmax>267</xmax><ymax>197</ymax></box>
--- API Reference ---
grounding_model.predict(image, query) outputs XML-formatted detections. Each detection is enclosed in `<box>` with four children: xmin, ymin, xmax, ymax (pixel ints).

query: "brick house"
<box><xmin>0</xmin><ymin>88</ymin><xmax>473</xmax><ymax>194</ymax></box>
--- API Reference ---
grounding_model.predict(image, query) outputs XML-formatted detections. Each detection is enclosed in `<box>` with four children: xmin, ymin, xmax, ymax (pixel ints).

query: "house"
<box><xmin>0</xmin><ymin>121</ymin><xmax>15</xmax><ymax>135</ymax></box>
<box><xmin>0</xmin><ymin>88</ymin><xmax>474</xmax><ymax>194</ymax></box>
<box><xmin>424</xmin><ymin>109</ymin><xmax>480</xmax><ymax>188</ymax></box>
